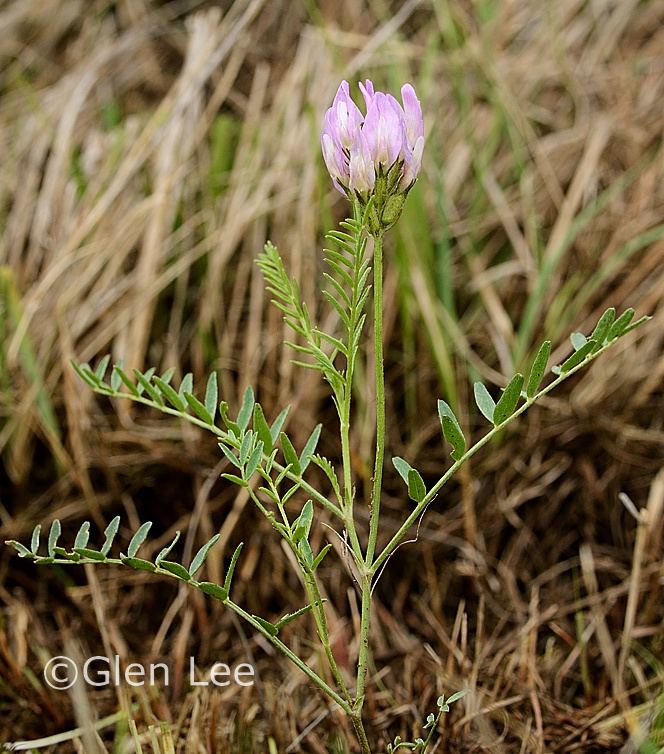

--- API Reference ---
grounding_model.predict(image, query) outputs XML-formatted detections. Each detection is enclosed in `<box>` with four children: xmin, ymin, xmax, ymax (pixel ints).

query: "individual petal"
<box><xmin>331</xmin><ymin>80</ymin><xmax>364</xmax><ymax>148</ymax></box>
<box><xmin>358</xmin><ymin>79</ymin><xmax>376</xmax><ymax>110</ymax></box>
<box><xmin>363</xmin><ymin>92</ymin><xmax>404</xmax><ymax>167</ymax></box>
<box><xmin>348</xmin><ymin>132</ymin><xmax>376</xmax><ymax>193</ymax></box>
<box><xmin>322</xmin><ymin>108</ymin><xmax>342</xmax><ymax>146</ymax></box>
<box><xmin>400</xmin><ymin>83</ymin><xmax>424</xmax><ymax>147</ymax></box>
<box><xmin>399</xmin><ymin>135</ymin><xmax>424</xmax><ymax>189</ymax></box>
<box><xmin>321</xmin><ymin>132</ymin><xmax>349</xmax><ymax>184</ymax></box>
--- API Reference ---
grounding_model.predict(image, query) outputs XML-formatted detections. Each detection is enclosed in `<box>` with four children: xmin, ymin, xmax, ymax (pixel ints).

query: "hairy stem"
<box><xmin>350</xmin><ymin>712</ymin><xmax>372</xmax><ymax>754</ymax></box>
<box><xmin>302</xmin><ymin>568</ymin><xmax>353</xmax><ymax>705</ymax></box>
<box><xmin>354</xmin><ymin>573</ymin><xmax>373</xmax><ymax>706</ymax></box>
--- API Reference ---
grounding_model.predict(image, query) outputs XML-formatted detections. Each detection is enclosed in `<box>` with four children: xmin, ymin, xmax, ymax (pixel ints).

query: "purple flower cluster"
<box><xmin>321</xmin><ymin>80</ymin><xmax>424</xmax><ymax>211</ymax></box>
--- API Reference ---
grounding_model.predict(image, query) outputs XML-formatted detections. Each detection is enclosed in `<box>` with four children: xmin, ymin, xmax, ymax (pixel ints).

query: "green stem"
<box><xmin>366</xmin><ymin>232</ymin><xmax>385</xmax><ymax>566</ymax></box>
<box><xmin>354</xmin><ymin>574</ymin><xmax>373</xmax><ymax>706</ymax></box>
<box><xmin>302</xmin><ymin>568</ymin><xmax>353</xmax><ymax>705</ymax></box>
<box><xmin>350</xmin><ymin>712</ymin><xmax>372</xmax><ymax>754</ymax></box>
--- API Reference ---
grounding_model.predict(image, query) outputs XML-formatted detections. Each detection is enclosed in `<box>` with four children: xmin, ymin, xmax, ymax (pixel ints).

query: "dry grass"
<box><xmin>0</xmin><ymin>0</ymin><xmax>663</xmax><ymax>752</ymax></box>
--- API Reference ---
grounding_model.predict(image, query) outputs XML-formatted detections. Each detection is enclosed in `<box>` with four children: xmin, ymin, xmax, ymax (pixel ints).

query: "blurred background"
<box><xmin>0</xmin><ymin>0</ymin><xmax>663</xmax><ymax>751</ymax></box>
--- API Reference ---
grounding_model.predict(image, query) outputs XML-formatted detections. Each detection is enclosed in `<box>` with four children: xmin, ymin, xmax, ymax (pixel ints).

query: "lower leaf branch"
<box><xmin>370</xmin><ymin>340</ymin><xmax>620</xmax><ymax>576</ymax></box>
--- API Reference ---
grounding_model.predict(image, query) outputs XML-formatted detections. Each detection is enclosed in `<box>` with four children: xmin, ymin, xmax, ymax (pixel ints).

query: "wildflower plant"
<box><xmin>6</xmin><ymin>80</ymin><xmax>649</xmax><ymax>753</ymax></box>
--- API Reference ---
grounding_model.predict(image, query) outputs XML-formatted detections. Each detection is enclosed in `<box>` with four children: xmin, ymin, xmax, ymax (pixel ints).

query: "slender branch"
<box><xmin>224</xmin><ymin>597</ymin><xmax>351</xmax><ymax>711</ymax></box>
<box><xmin>370</xmin><ymin>341</ymin><xmax>620</xmax><ymax>576</ymax></box>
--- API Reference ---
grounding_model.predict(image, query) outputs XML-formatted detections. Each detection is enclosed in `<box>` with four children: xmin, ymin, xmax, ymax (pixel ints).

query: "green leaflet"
<box><xmin>184</xmin><ymin>392</ymin><xmax>213</xmax><ymax>424</ymax></box>
<box><xmin>526</xmin><ymin>340</ymin><xmax>551</xmax><ymax>398</ymax></box>
<box><xmin>159</xmin><ymin>560</ymin><xmax>191</xmax><ymax>581</ymax></box>
<box><xmin>493</xmin><ymin>373</ymin><xmax>524</xmax><ymax>426</ymax></box>
<box><xmin>197</xmin><ymin>581</ymin><xmax>228</xmax><ymax>601</ymax></box>
<box><xmin>236</xmin><ymin>386</ymin><xmax>255</xmax><ymax>432</ymax></box>
<box><xmin>253</xmin><ymin>404</ymin><xmax>273</xmax><ymax>453</ymax></box>
<box><xmin>590</xmin><ymin>307</ymin><xmax>615</xmax><ymax>350</ymax></box>
<box><xmin>204</xmin><ymin>372</ymin><xmax>218</xmax><ymax>422</ymax></box>
<box><xmin>407</xmin><ymin>469</ymin><xmax>426</xmax><ymax>503</ymax></box>
<box><xmin>474</xmin><ymin>382</ymin><xmax>495</xmax><ymax>423</ymax></box>
<box><xmin>299</xmin><ymin>424</ymin><xmax>322</xmax><ymax>471</ymax></box>
<box><xmin>223</xmin><ymin>542</ymin><xmax>244</xmax><ymax>597</ymax></box>
<box><xmin>47</xmin><ymin>519</ymin><xmax>61</xmax><ymax>558</ymax></box>
<box><xmin>122</xmin><ymin>556</ymin><xmax>156</xmax><ymax>572</ymax></box>
<box><xmin>153</xmin><ymin>377</ymin><xmax>186</xmax><ymax>412</ymax></box>
<box><xmin>189</xmin><ymin>534</ymin><xmax>221</xmax><ymax>577</ymax></box>
<box><xmin>437</xmin><ymin>400</ymin><xmax>465</xmax><ymax>460</ymax></box>
<box><xmin>560</xmin><ymin>339</ymin><xmax>596</xmax><ymax>372</ymax></box>
<box><xmin>280</xmin><ymin>432</ymin><xmax>301</xmax><ymax>476</ymax></box>
<box><xmin>126</xmin><ymin>521</ymin><xmax>152</xmax><ymax>558</ymax></box>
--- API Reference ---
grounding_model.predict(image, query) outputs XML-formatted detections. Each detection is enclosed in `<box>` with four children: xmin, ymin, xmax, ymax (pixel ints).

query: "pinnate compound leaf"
<box><xmin>437</xmin><ymin>400</ymin><xmax>465</xmax><ymax>460</ymax></box>
<box><xmin>126</xmin><ymin>521</ymin><xmax>152</xmax><ymax>558</ymax></box>
<box><xmin>474</xmin><ymin>382</ymin><xmax>496</xmax><ymax>423</ymax></box>
<box><xmin>205</xmin><ymin>373</ymin><xmax>218</xmax><ymax>422</ymax></box>
<box><xmin>48</xmin><ymin>519</ymin><xmax>61</xmax><ymax>558</ymax></box>
<box><xmin>189</xmin><ymin>533</ymin><xmax>221</xmax><ymax>577</ymax></box>
<box><xmin>493</xmin><ymin>373</ymin><xmax>524</xmax><ymax>425</ymax></box>
<box><xmin>407</xmin><ymin>469</ymin><xmax>427</xmax><ymax>503</ymax></box>
<box><xmin>526</xmin><ymin>340</ymin><xmax>551</xmax><ymax>397</ymax></box>
<box><xmin>311</xmin><ymin>455</ymin><xmax>342</xmax><ymax>502</ymax></box>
